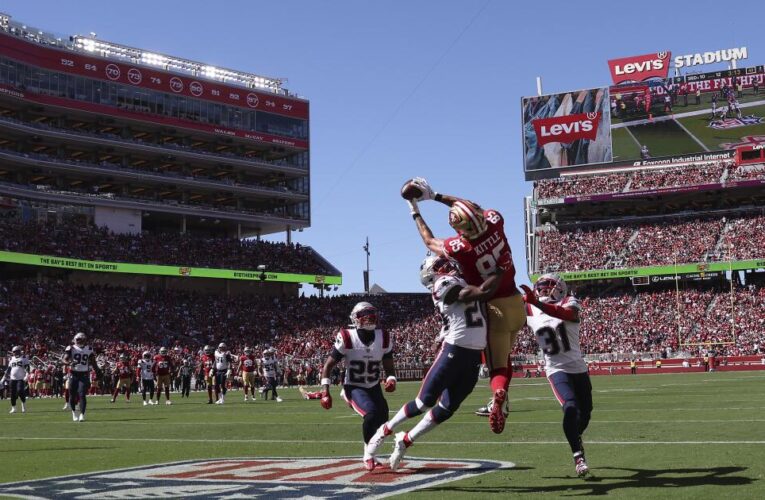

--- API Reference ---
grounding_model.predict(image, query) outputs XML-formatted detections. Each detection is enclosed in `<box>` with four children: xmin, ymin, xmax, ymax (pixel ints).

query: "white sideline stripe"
<box><xmin>3</xmin><ymin>418</ymin><xmax>765</xmax><ymax>426</ymax></box>
<box><xmin>2</xmin><ymin>437</ymin><xmax>765</xmax><ymax>445</ymax></box>
<box><xmin>673</xmin><ymin>118</ymin><xmax>710</xmax><ymax>151</ymax></box>
<box><xmin>623</xmin><ymin>125</ymin><xmax>643</xmax><ymax>149</ymax></box>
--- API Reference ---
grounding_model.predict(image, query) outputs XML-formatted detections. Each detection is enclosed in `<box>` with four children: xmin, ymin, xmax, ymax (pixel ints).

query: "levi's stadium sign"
<box><xmin>608</xmin><ymin>52</ymin><xmax>671</xmax><ymax>84</ymax></box>
<box><xmin>532</xmin><ymin>112</ymin><xmax>600</xmax><ymax>146</ymax></box>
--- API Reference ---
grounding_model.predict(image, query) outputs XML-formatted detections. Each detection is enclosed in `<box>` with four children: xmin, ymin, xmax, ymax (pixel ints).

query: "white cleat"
<box><xmin>9</xmin><ymin>407</ymin><xmax>16</xmax><ymax>414</ymax></box>
<box><xmin>62</xmin><ymin>403</ymin><xmax>70</xmax><ymax>411</ymax></box>
<box><xmin>21</xmin><ymin>404</ymin><xmax>26</xmax><ymax>413</ymax></box>
<box><xmin>244</xmin><ymin>396</ymin><xmax>249</xmax><ymax>402</ymax></box>
<box><xmin>150</xmin><ymin>400</ymin><xmax>158</xmax><ymax>405</ymax></box>
<box><xmin>575</xmin><ymin>455</ymin><xmax>590</xmax><ymax>478</ymax></box>
<box><xmin>215</xmin><ymin>399</ymin><xmax>223</xmax><ymax>405</ymax></box>
<box><xmin>143</xmin><ymin>401</ymin><xmax>148</xmax><ymax>406</ymax></box>
<box><xmin>276</xmin><ymin>397</ymin><xmax>283</xmax><ymax>403</ymax></box>
<box><xmin>366</xmin><ymin>424</ymin><xmax>390</xmax><ymax>458</ymax></box>
<box><xmin>72</xmin><ymin>411</ymin><xmax>79</xmax><ymax>422</ymax></box>
<box><xmin>165</xmin><ymin>400</ymin><xmax>172</xmax><ymax>405</ymax></box>
<box><xmin>78</xmin><ymin>413</ymin><xmax>85</xmax><ymax>422</ymax></box>
<box><xmin>389</xmin><ymin>432</ymin><xmax>409</xmax><ymax>472</ymax></box>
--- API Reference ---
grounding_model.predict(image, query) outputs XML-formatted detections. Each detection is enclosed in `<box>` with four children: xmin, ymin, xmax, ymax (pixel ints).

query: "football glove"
<box><xmin>407</xmin><ymin>199</ymin><xmax>420</xmax><ymax>216</ymax></box>
<box><xmin>320</xmin><ymin>390</ymin><xmax>332</xmax><ymax>410</ymax></box>
<box><xmin>520</xmin><ymin>284</ymin><xmax>538</xmax><ymax>306</ymax></box>
<box><xmin>411</xmin><ymin>177</ymin><xmax>436</xmax><ymax>201</ymax></box>
<box><xmin>384</xmin><ymin>376</ymin><xmax>397</xmax><ymax>393</ymax></box>
<box><xmin>208</xmin><ymin>369</ymin><xmax>215</xmax><ymax>378</ymax></box>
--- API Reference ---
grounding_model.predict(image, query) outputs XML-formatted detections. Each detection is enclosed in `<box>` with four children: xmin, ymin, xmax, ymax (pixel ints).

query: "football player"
<box><xmin>111</xmin><ymin>353</ymin><xmax>133</xmax><ymax>403</ymax></box>
<box><xmin>240</xmin><ymin>347</ymin><xmax>258</xmax><ymax>401</ymax></box>
<box><xmin>6</xmin><ymin>346</ymin><xmax>30</xmax><ymax>414</ymax></box>
<box><xmin>369</xmin><ymin>255</ymin><xmax>500</xmax><ymax>470</ymax></box>
<box><xmin>201</xmin><ymin>345</ymin><xmax>216</xmax><ymax>404</ymax></box>
<box><xmin>153</xmin><ymin>347</ymin><xmax>174</xmax><ymax>405</ymax></box>
<box><xmin>298</xmin><ymin>386</ymin><xmax>323</xmax><ymax>400</ymax></box>
<box><xmin>261</xmin><ymin>348</ymin><xmax>282</xmax><ymax>402</ymax></box>
<box><xmin>318</xmin><ymin>302</ymin><xmax>397</xmax><ymax>471</ymax></box>
<box><xmin>214</xmin><ymin>343</ymin><xmax>233</xmax><ymax>404</ymax></box>
<box><xmin>178</xmin><ymin>358</ymin><xmax>192</xmax><ymax>398</ymax></box>
<box><xmin>63</xmin><ymin>333</ymin><xmax>101</xmax><ymax>422</ymax></box>
<box><xmin>405</xmin><ymin>178</ymin><xmax>525</xmax><ymax>434</ymax></box>
<box><xmin>137</xmin><ymin>351</ymin><xmax>157</xmax><ymax>406</ymax></box>
<box><xmin>521</xmin><ymin>274</ymin><xmax>593</xmax><ymax>478</ymax></box>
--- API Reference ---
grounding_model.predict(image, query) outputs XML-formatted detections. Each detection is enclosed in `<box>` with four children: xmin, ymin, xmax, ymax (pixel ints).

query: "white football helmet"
<box><xmin>218</xmin><ymin>342</ymin><xmax>227</xmax><ymax>352</ymax></box>
<box><xmin>244</xmin><ymin>347</ymin><xmax>252</xmax><ymax>355</ymax></box>
<box><xmin>420</xmin><ymin>255</ymin><xmax>460</xmax><ymax>290</ymax></box>
<box><xmin>159</xmin><ymin>347</ymin><xmax>168</xmax><ymax>355</ymax></box>
<box><xmin>204</xmin><ymin>345</ymin><xmax>213</xmax><ymax>355</ymax></box>
<box><xmin>73</xmin><ymin>332</ymin><xmax>87</xmax><ymax>346</ymax></box>
<box><xmin>142</xmin><ymin>351</ymin><xmax>151</xmax><ymax>360</ymax></box>
<box><xmin>12</xmin><ymin>345</ymin><xmax>22</xmax><ymax>356</ymax></box>
<box><xmin>534</xmin><ymin>273</ymin><xmax>568</xmax><ymax>303</ymax></box>
<box><xmin>350</xmin><ymin>302</ymin><xmax>378</xmax><ymax>330</ymax></box>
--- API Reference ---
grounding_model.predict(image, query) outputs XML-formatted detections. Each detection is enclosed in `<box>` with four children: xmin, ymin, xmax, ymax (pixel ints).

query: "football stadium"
<box><xmin>3</xmin><ymin>6</ymin><xmax>765</xmax><ymax>500</ymax></box>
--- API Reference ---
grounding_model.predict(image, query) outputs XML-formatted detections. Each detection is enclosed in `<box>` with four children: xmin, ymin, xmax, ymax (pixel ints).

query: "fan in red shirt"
<box><xmin>404</xmin><ymin>177</ymin><xmax>526</xmax><ymax>435</ymax></box>
<box><xmin>153</xmin><ymin>347</ymin><xmax>174</xmax><ymax>405</ymax></box>
<box><xmin>239</xmin><ymin>347</ymin><xmax>259</xmax><ymax>402</ymax></box>
<box><xmin>111</xmin><ymin>353</ymin><xmax>134</xmax><ymax>403</ymax></box>
<box><xmin>200</xmin><ymin>345</ymin><xmax>216</xmax><ymax>404</ymax></box>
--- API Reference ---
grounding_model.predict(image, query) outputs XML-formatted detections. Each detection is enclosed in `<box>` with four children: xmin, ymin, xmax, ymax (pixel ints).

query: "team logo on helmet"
<box><xmin>449</xmin><ymin>200</ymin><xmax>487</xmax><ymax>239</ymax></box>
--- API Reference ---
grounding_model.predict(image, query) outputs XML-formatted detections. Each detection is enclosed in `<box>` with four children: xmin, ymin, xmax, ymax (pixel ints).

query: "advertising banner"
<box><xmin>0</xmin><ymin>251</ymin><xmax>342</xmax><ymax>285</ymax></box>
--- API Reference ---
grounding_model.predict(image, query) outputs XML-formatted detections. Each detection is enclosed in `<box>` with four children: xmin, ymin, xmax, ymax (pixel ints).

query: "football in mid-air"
<box><xmin>400</xmin><ymin>179</ymin><xmax>423</xmax><ymax>200</ymax></box>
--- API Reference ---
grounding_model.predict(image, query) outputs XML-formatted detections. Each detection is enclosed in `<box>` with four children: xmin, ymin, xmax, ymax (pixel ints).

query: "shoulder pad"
<box><xmin>433</xmin><ymin>275</ymin><xmax>466</xmax><ymax>302</ymax></box>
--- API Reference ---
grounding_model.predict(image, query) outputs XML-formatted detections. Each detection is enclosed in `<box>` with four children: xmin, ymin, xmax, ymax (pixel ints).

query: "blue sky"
<box><xmin>4</xmin><ymin>0</ymin><xmax>763</xmax><ymax>293</ymax></box>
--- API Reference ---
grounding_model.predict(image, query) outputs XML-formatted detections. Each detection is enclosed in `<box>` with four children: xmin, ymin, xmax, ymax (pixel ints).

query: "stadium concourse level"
<box><xmin>537</xmin><ymin>213</ymin><xmax>765</xmax><ymax>273</ymax></box>
<box><xmin>532</xmin><ymin>160</ymin><xmax>764</xmax><ymax>200</ymax></box>
<box><xmin>0</xmin><ymin>218</ymin><xmax>334</xmax><ymax>275</ymax></box>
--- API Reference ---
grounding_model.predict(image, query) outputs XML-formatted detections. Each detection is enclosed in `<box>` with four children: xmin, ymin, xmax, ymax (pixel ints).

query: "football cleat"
<box><xmin>9</xmin><ymin>407</ymin><xmax>16</xmax><ymax>414</ymax></box>
<box><xmin>72</xmin><ymin>411</ymin><xmax>79</xmax><ymax>422</ymax></box>
<box><xmin>150</xmin><ymin>400</ymin><xmax>158</xmax><ymax>405</ymax></box>
<box><xmin>575</xmin><ymin>455</ymin><xmax>589</xmax><ymax>477</ymax></box>
<box><xmin>21</xmin><ymin>403</ymin><xmax>26</xmax><ymax>413</ymax></box>
<box><xmin>62</xmin><ymin>403</ymin><xmax>70</xmax><ymax>410</ymax></box>
<box><xmin>78</xmin><ymin>413</ymin><xmax>85</xmax><ymax>422</ymax></box>
<box><xmin>165</xmin><ymin>400</ymin><xmax>172</xmax><ymax>405</ymax></box>
<box><xmin>276</xmin><ymin>397</ymin><xmax>283</xmax><ymax>403</ymax></box>
<box><xmin>389</xmin><ymin>432</ymin><xmax>409</xmax><ymax>472</ymax></box>
<box><xmin>366</xmin><ymin>424</ymin><xmax>391</xmax><ymax>457</ymax></box>
<box><xmin>489</xmin><ymin>389</ymin><xmax>508</xmax><ymax>434</ymax></box>
<box><xmin>475</xmin><ymin>401</ymin><xmax>491</xmax><ymax>417</ymax></box>
<box><xmin>110</xmin><ymin>399</ymin><xmax>116</xmax><ymax>404</ymax></box>
<box><xmin>363</xmin><ymin>458</ymin><xmax>383</xmax><ymax>471</ymax></box>
<box><xmin>143</xmin><ymin>401</ymin><xmax>148</xmax><ymax>406</ymax></box>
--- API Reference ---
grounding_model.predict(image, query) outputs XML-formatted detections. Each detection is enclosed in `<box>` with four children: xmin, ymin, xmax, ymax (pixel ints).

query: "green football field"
<box><xmin>1</xmin><ymin>371</ymin><xmax>765</xmax><ymax>499</ymax></box>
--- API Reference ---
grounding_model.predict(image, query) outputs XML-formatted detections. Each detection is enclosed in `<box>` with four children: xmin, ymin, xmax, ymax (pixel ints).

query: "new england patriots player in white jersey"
<box><xmin>368</xmin><ymin>255</ymin><xmax>501</xmax><ymax>471</ymax></box>
<box><xmin>5</xmin><ymin>346</ymin><xmax>30</xmax><ymax>414</ymax></box>
<box><xmin>260</xmin><ymin>348</ymin><xmax>282</xmax><ymax>402</ymax></box>
<box><xmin>521</xmin><ymin>274</ymin><xmax>593</xmax><ymax>477</ymax></box>
<box><xmin>63</xmin><ymin>332</ymin><xmax>101</xmax><ymax>422</ymax></box>
<box><xmin>319</xmin><ymin>302</ymin><xmax>397</xmax><ymax>471</ymax></box>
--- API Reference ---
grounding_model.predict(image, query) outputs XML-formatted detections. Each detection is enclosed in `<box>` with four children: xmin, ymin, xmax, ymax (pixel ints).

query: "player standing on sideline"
<box><xmin>403</xmin><ymin>177</ymin><xmax>525</xmax><ymax>434</ymax></box>
<box><xmin>153</xmin><ymin>347</ymin><xmax>174</xmax><ymax>405</ymax></box>
<box><xmin>111</xmin><ymin>353</ymin><xmax>133</xmax><ymax>403</ymax></box>
<box><xmin>521</xmin><ymin>274</ymin><xmax>593</xmax><ymax>477</ymax></box>
<box><xmin>63</xmin><ymin>333</ymin><xmax>101</xmax><ymax>422</ymax></box>
<box><xmin>200</xmin><ymin>345</ymin><xmax>216</xmax><ymax>404</ymax></box>
<box><xmin>240</xmin><ymin>347</ymin><xmax>258</xmax><ymax>401</ymax></box>
<box><xmin>214</xmin><ymin>343</ymin><xmax>233</xmax><ymax>404</ymax></box>
<box><xmin>6</xmin><ymin>346</ymin><xmax>30</xmax><ymax>414</ymax></box>
<box><xmin>368</xmin><ymin>255</ymin><xmax>501</xmax><ymax>470</ymax></box>
<box><xmin>138</xmin><ymin>351</ymin><xmax>157</xmax><ymax>406</ymax></box>
<box><xmin>318</xmin><ymin>302</ymin><xmax>397</xmax><ymax>470</ymax></box>
<box><xmin>261</xmin><ymin>348</ymin><xmax>282</xmax><ymax>402</ymax></box>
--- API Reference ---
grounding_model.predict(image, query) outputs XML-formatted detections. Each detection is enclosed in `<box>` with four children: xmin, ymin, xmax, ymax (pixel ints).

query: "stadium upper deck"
<box><xmin>0</xmin><ymin>12</ymin><xmax>309</xmax><ymax>238</ymax></box>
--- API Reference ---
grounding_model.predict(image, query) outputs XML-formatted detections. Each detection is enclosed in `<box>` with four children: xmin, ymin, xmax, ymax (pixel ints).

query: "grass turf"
<box><xmin>1</xmin><ymin>371</ymin><xmax>765</xmax><ymax>498</ymax></box>
<box><xmin>620</xmin><ymin>120</ymin><xmax>703</xmax><ymax>158</ymax></box>
<box><xmin>676</xmin><ymin>104</ymin><xmax>765</xmax><ymax>151</ymax></box>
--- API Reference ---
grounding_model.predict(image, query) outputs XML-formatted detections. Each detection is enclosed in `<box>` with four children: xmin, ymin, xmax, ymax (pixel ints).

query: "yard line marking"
<box><xmin>673</xmin><ymin>118</ymin><xmax>710</xmax><ymax>151</ymax></box>
<box><xmin>2</xmin><ymin>437</ymin><xmax>765</xmax><ymax>445</ymax></box>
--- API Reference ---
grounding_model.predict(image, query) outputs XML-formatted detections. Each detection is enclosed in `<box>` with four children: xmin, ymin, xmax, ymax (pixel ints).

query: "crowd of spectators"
<box><xmin>537</xmin><ymin>213</ymin><xmax>765</xmax><ymax>273</ymax></box>
<box><xmin>535</xmin><ymin>161</ymin><xmax>733</xmax><ymax>200</ymax></box>
<box><xmin>727</xmin><ymin>163</ymin><xmax>765</xmax><ymax>181</ymax></box>
<box><xmin>0</xmin><ymin>218</ymin><xmax>335</xmax><ymax>275</ymax></box>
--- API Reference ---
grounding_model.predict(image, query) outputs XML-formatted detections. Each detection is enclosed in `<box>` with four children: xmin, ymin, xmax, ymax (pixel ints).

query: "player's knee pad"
<box><xmin>431</xmin><ymin>403</ymin><xmax>453</xmax><ymax>424</ymax></box>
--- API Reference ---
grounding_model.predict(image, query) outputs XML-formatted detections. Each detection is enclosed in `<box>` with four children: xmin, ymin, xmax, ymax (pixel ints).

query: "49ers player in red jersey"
<box><xmin>404</xmin><ymin>177</ymin><xmax>526</xmax><ymax>434</ymax></box>
<box><xmin>111</xmin><ymin>353</ymin><xmax>133</xmax><ymax>403</ymax></box>
<box><xmin>201</xmin><ymin>345</ymin><xmax>216</xmax><ymax>404</ymax></box>
<box><xmin>153</xmin><ymin>347</ymin><xmax>174</xmax><ymax>405</ymax></box>
<box><xmin>240</xmin><ymin>347</ymin><xmax>258</xmax><ymax>401</ymax></box>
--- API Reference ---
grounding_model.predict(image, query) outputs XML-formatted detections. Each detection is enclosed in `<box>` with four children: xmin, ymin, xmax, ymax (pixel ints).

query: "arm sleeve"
<box><xmin>329</xmin><ymin>348</ymin><xmax>344</xmax><ymax>362</ymax></box>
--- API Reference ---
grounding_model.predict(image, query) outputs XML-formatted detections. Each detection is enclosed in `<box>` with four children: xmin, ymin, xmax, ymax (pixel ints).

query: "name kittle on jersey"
<box><xmin>526</xmin><ymin>298</ymin><xmax>587</xmax><ymax>375</ymax></box>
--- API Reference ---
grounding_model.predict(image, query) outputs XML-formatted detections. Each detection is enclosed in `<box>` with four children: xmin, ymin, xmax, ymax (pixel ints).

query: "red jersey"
<box><xmin>153</xmin><ymin>354</ymin><xmax>173</xmax><ymax>376</ymax></box>
<box><xmin>240</xmin><ymin>354</ymin><xmax>257</xmax><ymax>373</ymax></box>
<box><xmin>202</xmin><ymin>354</ymin><xmax>215</xmax><ymax>373</ymax></box>
<box><xmin>115</xmin><ymin>361</ymin><xmax>133</xmax><ymax>379</ymax></box>
<box><xmin>443</xmin><ymin>209</ymin><xmax>518</xmax><ymax>298</ymax></box>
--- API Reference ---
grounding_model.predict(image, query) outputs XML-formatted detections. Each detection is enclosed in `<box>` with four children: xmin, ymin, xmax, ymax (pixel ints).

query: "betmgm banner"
<box><xmin>522</xmin><ymin>87</ymin><xmax>612</xmax><ymax>175</ymax></box>
<box><xmin>0</xmin><ymin>251</ymin><xmax>342</xmax><ymax>286</ymax></box>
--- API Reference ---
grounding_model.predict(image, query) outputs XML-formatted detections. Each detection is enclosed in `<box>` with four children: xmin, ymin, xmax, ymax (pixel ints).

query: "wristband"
<box><xmin>320</xmin><ymin>377</ymin><xmax>331</xmax><ymax>387</ymax></box>
<box><xmin>385</xmin><ymin>376</ymin><xmax>397</xmax><ymax>383</ymax></box>
<box><xmin>434</xmin><ymin>193</ymin><xmax>443</xmax><ymax>202</ymax></box>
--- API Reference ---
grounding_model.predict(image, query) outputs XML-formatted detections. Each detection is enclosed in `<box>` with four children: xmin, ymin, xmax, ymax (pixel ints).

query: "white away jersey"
<box><xmin>138</xmin><ymin>359</ymin><xmax>155</xmax><ymax>380</ymax></box>
<box><xmin>215</xmin><ymin>351</ymin><xmax>232</xmax><ymax>371</ymax></box>
<box><xmin>66</xmin><ymin>344</ymin><xmax>94</xmax><ymax>373</ymax></box>
<box><xmin>432</xmin><ymin>275</ymin><xmax>487</xmax><ymax>351</ymax></box>
<box><xmin>334</xmin><ymin>328</ymin><xmax>392</xmax><ymax>388</ymax></box>
<box><xmin>526</xmin><ymin>297</ymin><xmax>587</xmax><ymax>376</ymax></box>
<box><xmin>8</xmin><ymin>356</ymin><xmax>30</xmax><ymax>380</ymax></box>
<box><xmin>261</xmin><ymin>357</ymin><xmax>278</xmax><ymax>377</ymax></box>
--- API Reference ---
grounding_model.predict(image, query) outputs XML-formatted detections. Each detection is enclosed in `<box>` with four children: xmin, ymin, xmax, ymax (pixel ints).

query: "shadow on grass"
<box><xmin>421</xmin><ymin>466</ymin><xmax>753</xmax><ymax>496</ymax></box>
